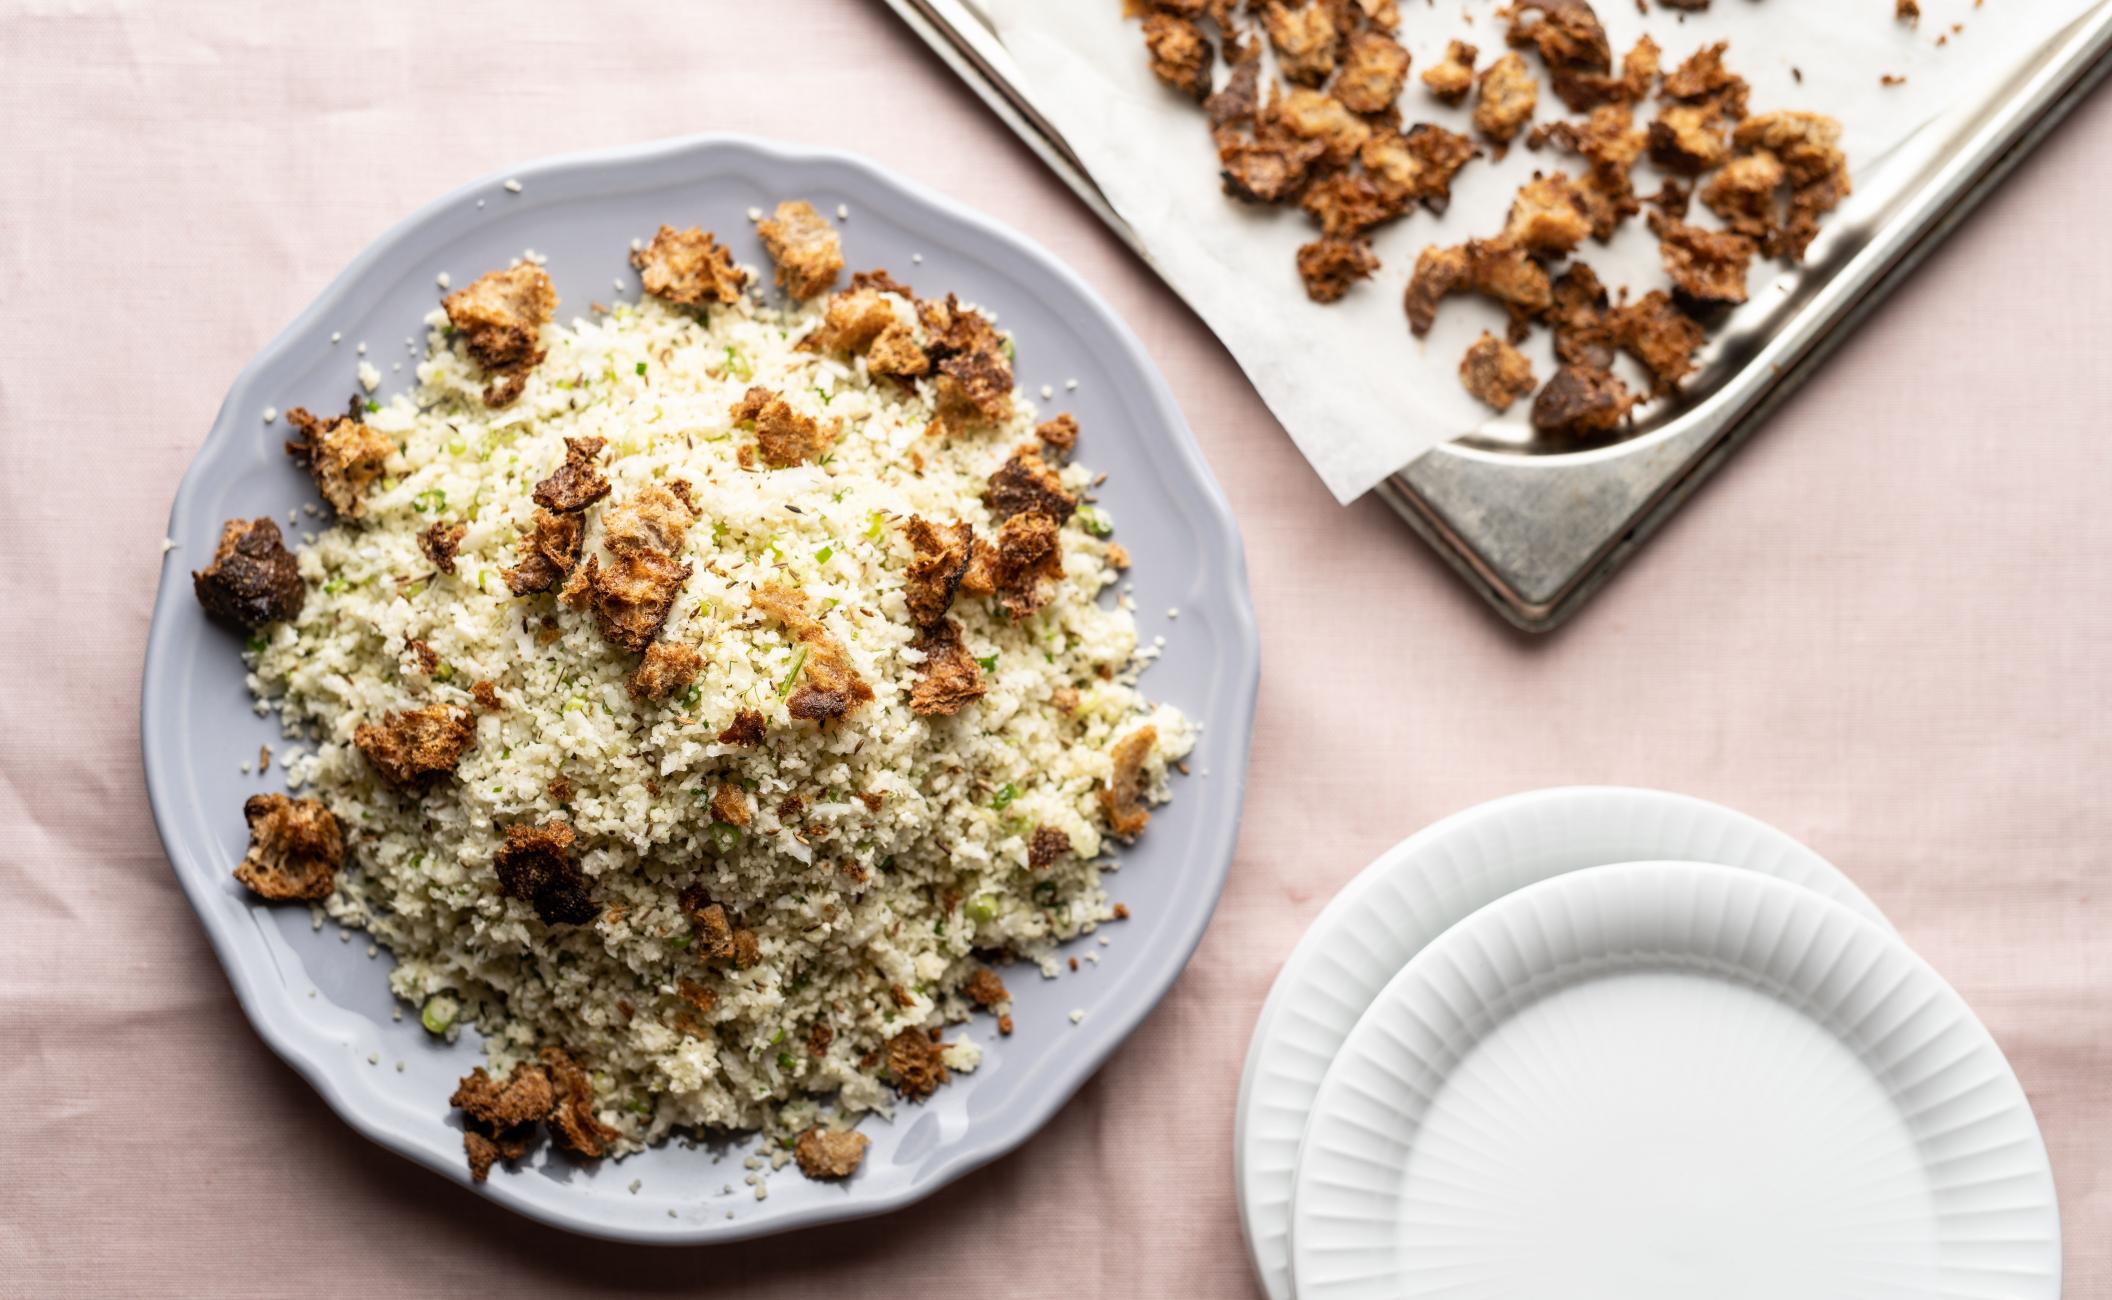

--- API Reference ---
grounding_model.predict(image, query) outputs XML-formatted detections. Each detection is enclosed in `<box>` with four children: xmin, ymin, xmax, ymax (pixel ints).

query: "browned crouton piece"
<box><xmin>1503</xmin><ymin>172</ymin><xmax>1593</xmax><ymax>257</ymax></box>
<box><xmin>963</xmin><ymin>967</ymin><xmax>1009</xmax><ymax>1009</ymax></box>
<box><xmin>709</xmin><ymin>780</ymin><xmax>751</xmax><ymax>828</ymax></box>
<box><xmin>902</xmin><ymin>516</ymin><xmax>975</xmax><ymax>627</ymax></box>
<box><xmin>918</xmin><ymin>294</ymin><xmax>1015</xmax><ymax>427</ymax></box>
<box><xmin>1731</xmin><ymin>111</ymin><xmax>1850</xmax><ymax>262</ymax></box>
<box><xmin>1297</xmin><ymin>238</ymin><xmax>1378</xmax><ymax>304</ymax></box>
<box><xmin>493</xmin><ymin>819</ymin><xmax>597</xmax><ymax>926</ymax></box>
<box><xmin>628</xmin><ymin>641</ymin><xmax>703</xmax><ymax>702</ymax></box>
<box><xmin>1300</xmin><ymin>174</ymin><xmax>1401</xmax><ymax>241</ymax></box>
<box><xmin>532</xmin><ymin>436</ymin><xmax>611</xmax><ymax>513</ymax></box>
<box><xmin>354</xmin><ymin>702</ymin><xmax>475</xmax><ymax>790</ymax></box>
<box><xmin>1336</xmin><ymin>30</ymin><xmax>1410</xmax><ymax>114</ymax></box>
<box><xmin>1142</xmin><ymin>12</ymin><xmax>1212</xmax><ymax>100</ymax></box>
<box><xmin>194</xmin><ymin>518</ymin><xmax>305</xmax><ymax>629</ymax></box>
<box><xmin>1507</xmin><ymin>0</ymin><xmax>1613</xmax><ymax>111</ymax></box>
<box><xmin>443</xmin><ymin>264</ymin><xmax>557</xmax><ymax>406</ymax></box>
<box><xmin>756</xmin><ymin>200</ymin><xmax>843</xmax><ymax>300</ymax></box>
<box><xmin>285</xmin><ymin>407</ymin><xmax>392</xmax><ymax>520</ymax></box>
<box><xmin>541</xmin><ymin>1046</ymin><xmax>620</xmax><ymax>1159</ymax></box>
<box><xmin>985</xmin><ymin>447</ymin><xmax>1078</xmax><ymax>525</ymax></box>
<box><xmin>1459</xmin><ymin>333</ymin><xmax>1538</xmax><ymax>413</ymax></box>
<box><xmin>630</xmin><ymin>225</ymin><xmax>746</xmax><ymax>307</ymax></box>
<box><xmin>1206</xmin><ymin>58</ymin><xmax>1262</xmax><ymax>128</ymax></box>
<box><xmin>473</xmin><ymin>680</ymin><xmax>503</xmax><ymax>711</ymax></box>
<box><xmin>752</xmin><ymin>584</ymin><xmax>874</xmax><ymax>725</ymax></box>
<box><xmin>717</xmin><ymin>709</ymin><xmax>766</xmax><ymax>746</ymax></box>
<box><xmin>1653</xmin><ymin>217</ymin><xmax>1756</xmax><ymax>306</ymax></box>
<box><xmin>794</xmin><ymin>1128</ymin><xmax>870</xmax><ymax>1181</ymax></box>
<box><xmin>417</xmin><ymin>519</ymin><xmax>465</xmax><ymax>575</ymax></box>
<box><xmin>885</xmin><ymin>1027</ymin><xmax>950</xmax><ymax>1100</ymax></box>
<box><xmin>731</xmin><ymin>386</ymin><xmax>836</xmax><ymax>468</ymax></box>
<box><xmin>679</xmin><ymin>885</ymin><xmax>738</xmax><ymax>958</ymax></box>
<box><xmin>1100</xmin><ymin>725</ymin><xmax>1159</xmax><ymax>838</ymax></box>
<box><xmin>1404</xmin><ymin>238</ymin><xmax>1552</xmax><ymax>339</ymax></box>
<box><xmin>567</xmin><ymin>483</ymin><xmax>698</xmax><ymax>651</ymax></box>
<box><xmin>908</xmin><ymin>617</ymin><xmax>986</xmax><ymax>717</ymax></box>
<box><xmin>1474</xmin><ymin>52</ymin><xmax>1539</xmax><ymax>145</ymax></box>
<box><xmin>1531</xmin><ymin>364</ymin><xmax>1636</xmax><ymax>436</ymax></box>
<box><xmin>1263</xmin><ymin>1</ymin><xmax>1337</xmax><ymax>85</ymax></box>
<box><xmin>1035</xmin><ymin>413</ymin><xmax>1079</xmax><ymax>456</ymax></box>
<box><xmin>233</xmin><ymin>793</ymin><xmax>342</xmax><ymax>901</ymax></box>
<box><xmin>803</xmin><ymin>287</ymin><xmax>900</xmax><ymax>355</ymax></box>
<box><xmin>1218</xmin><ymin>121</ymin><xmax>1328</xmax><ymax>205</ymax></box>
<box><xmin>1650</xmin><ymin>102</ymin><xmax>1733</xmax><ymax>174</ymax></box>
<box><xmin>1029</xmin><ymin>825</ymin><xmax>1072</xmax><ymax>872</ymax></box>
<box><xmin>865</xmin><ymin>322</ymin><xmax>930</xmax><ymax>379</ymax></box>
<box><xmin>1661</xmin><ymin>40</ymin><xmax>1748</xmax><ymax>110</ymax></box>
<box><xmin>1423</xmin><ymin>39</ymin><xmax>1477</xmax><ymax>105</ymax></box>
<box><xmin>503</xmin><ymin>507</ymin><xmax>585</xmax><ymax>596</ymax></box>
<box><xmin>1611</xmin><ymin>290</ymin><xmax>1706</xmax><ymax>394</ymax></box>
<box><xmin>1274</xmin><ymin>86</ymin><xmax>1371</xmax><ymax>168</ymax></box>
<box><xmin>1700</xmin><ymin>150</ymin><xmax>1787</xmax><ymax>248</ymax></box>
<box><xmin>1549</xmin><ymin>263</ymin><xmax>1616</xmax><ymax>369</ymax></box>
<box><xmin>1356</xmin><ymin>124</ymin><xmax>1481</xmax><ymax>215</ymax></box>
<box><xmin>452</xmin><ymin>1064</ymin><xmax>557</xmax><ymax>1132</ymax></box>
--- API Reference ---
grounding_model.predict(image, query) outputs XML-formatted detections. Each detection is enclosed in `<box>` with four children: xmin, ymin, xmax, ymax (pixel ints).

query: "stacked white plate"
<box><xmin>1236</xmin><ymin>788</ymin><xmax>2061</xmax><ymax>1300</ymax></box>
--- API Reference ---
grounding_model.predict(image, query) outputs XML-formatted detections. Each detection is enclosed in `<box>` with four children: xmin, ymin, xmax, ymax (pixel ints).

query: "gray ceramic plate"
<box><xmin>140</xmin><ymin>135</ymin><xmax>1259</xmax><ymax>1244</ymax></box>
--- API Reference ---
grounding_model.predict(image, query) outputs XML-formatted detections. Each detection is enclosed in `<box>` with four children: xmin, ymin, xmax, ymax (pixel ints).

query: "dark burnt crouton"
<box><xmin>794</xmin><ymin>1127</ymin><xmax>870</xmax><ymax>1181</ymax></box>
<box><xmin>1730</xmin><ymin>111</ymin><xmax>1850</xmax><ymax>262</ymax></box>
<box><xmin>531</xmin><ymin>436</ymin><xmax>611</xmax><ymax>512</ymax></box>
<box><xmin>541</xmin><ymin>1046</ymin><xmax>621</xmax><ymax>1159</ymax></box>
<box><xmin>1035</xmin><ymin>413</ymin><xmax>1079</xmax><ymax>456</ymax></box>
<box><xmin>1336</xmin><ymin>30</ymin><xmax>1410</xmax><ymax>114</ymax></box>
<box><xmin>1459</xmin><ymin>333</ymin><xmax>1538</xmax><ymax>413</ymax></box>
<box><xmin>442</xmin><ymin>264</ymin><xmax>557</xmax><ymax>406</ymax></box>
<box><xmin>233</xmin><ymin>793</ymin><xmax>342</xmax><ymax>901</ymax></box>
<box><xmin>1100</xmin><ymin>725</ymin><xmax>1159</xmax><ymax>838</ymax></box>
<box><xmin>1502</xmin><ymin>172</ymin><xmax>1593</xmax><ymax>257</ymax></box>
<box><xmin>1611</xmin><ymin>290</ymin><xmax>1706</xmax><ymax>394</ymax></box>
<box><xmin>1653</xmin><ymin>217</ymin><xmax>1756</xmax><ymax>307</ymax></box>
<box><xmin>756</xmin><ymin>200</ymin><xmax>843</xmax><ymax>300</ymax></box>
<box><xmin>1549</xmin><ymin>263</ymin><xmax>1616</xmax><ymax>369</ymax></box>
<box><xmin>194</xmin><ymin>518</ymin><xmax>305</xmax><ymax>629</ymax></box>
<box><xmin>568</xmin><ymin>483</ymin><xmax>698</xmax><ymax>652</ymax></box>
<box><xmin>985</xmin><ymin>447</ymin><xmax>1078</xmax><ymax>525</ymax></box>
<box><xmin>1404</xmin><ymin>238</ymin><xmax>1552</xmax><ymax>339</ymax></box>
<box><xmin>502</xmin><ymin>507</ymin><xmax>584</xmax><ymax>596</ymax></box>
<box><xmin>850</xmin><ymin>267</ymin><xmax>915</xmax><ymax>298</ymax></box>
<box><xmin>1531</xmin><ymin>364</ymin><xmax>1636</xmax><ymax>436</ymax></box>
<box><xmin>963</xmin><ymin>967</ymin><xmax>1010</xmax><ymax>1009</ymax></box>
<box><xmin>917</xmin><ymin>294</ymin><xmax>1015</xmax><ymax>428</ymax></box>
<box><xmin>354</xmin><ymin>702</ymin><xmax>476</xmax><ymax>790</ymax></box>
<box><xmin>902</xmin><ymin>516</ymin><xmax>975</xmax><ymax>627</ymax></box>
<box><xmin>717</xmin><ymin>709</ymin><xmax>766</xmax><ymax>746</ymax></box>
<box><xmin>865</xmin><ymin>322</ymin><xmax>930</xmax><ymax>379</ymax></box>
<box><xmin>1142</xmin><ymin>13</ymin><xmax>1212</xmax><ymax>100</ymax></box>
<box><xmin>418</xmin><ymin>519</ymin><xmax>466</xmax><ymax>575</ymax></box>
<box><xmin>1507</xmin><ymin>0</ymin><xmax>1613</xmax><ymax>111</ymax></box>
<box><xmin>451</xmin><ymin>1063</ymin><xmax>556</xmax><ymax>1132</ymax></box>
<box><xmin>285</xmin><ymin>407</ymin><xmax>392</xmax><ymax>520</ymax></box>
<box><xmin>752</xmin><ymin>585</ymin><xmax>874</xmax><ymax>725</ymax></box>
<box><xmin>629</xmin><ymin>225</ymin><xmax>747</xmax><ymax>307</ymax></box>
<box><xmin>463</xmin><ymin>1126</ymin><xmax>536</xmax><ymax>1184</ymax></box>
<box><xmin>493</xmin><ymin>819</ymin><xmax>597</xmax><ymax>927</ymax></box>
<box><xmin>909</xmin><ymin>618</ymin><xmax>987</xmax><ymax>717</ymax></box>
<box><xmin>731</xmin><ymin>386</ymin><xmax>837</xmax><ymax>468</ymax></box>
<box><xmin>628</xmin><ymin>641</ymin><xmax>703</xmax><ymax>702</ymax></box>
<box><xmin>1028</xmin><ymin>825</ymin><xmax>1072</xmax><ymax>872</ymax></box>
<box><xmin>1474</xmin><ymin>52</ymin><xmax>1539</xmax><ymax>146</ymax></box>
<box><xmin>709</xmin><ymin>780</ymin><xmax>751</xmax><ymax>828</ymax></box>
<box><xmin>1262</xmin><ymin>0</ymin><xmax>1337</xmax><ymax>86</ymax></box>
<box><xmin>1297</xmin><ymin>238</ymin><xmax>1378</xmax><ymax>304</ymax></box>
<box><xmin>978</xmin><ymin>512</ymin><xmax>1065</xmax><ymax>621</ymax></box>
<box><xmin>1422</xmin><ymin>40</ymin><xmax>1478</xmax><ymax>105</ymax></box>
<box><xmin>885</xmin><ymin>1027</ymin><xmax>950</xmax><ymax>1101</ymax></box>
<box><xmin>1205</xmin><ymin>58</ymin><xmax>1262</xmax><ymax>128</ymax></box>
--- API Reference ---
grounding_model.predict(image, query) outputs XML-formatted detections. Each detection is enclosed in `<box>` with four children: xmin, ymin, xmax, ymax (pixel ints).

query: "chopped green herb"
<box><xmin>322</xmin><ymin>578</ymin><xmax>349</xmax><ymax>595</ymax></box>
<box><xmin>244</xmin><ymin>633</ymin><xmax>268</xmax><ymax>654</ymax></box>
<box><xmin>723</xmin><ymin>345</ymin><xmax>752</xmax><ymax>380</ymax></box>
<box><xmin>635</xmin><ymin>361</ymin><xmax>648</xmax><ymax>376</ymax></box>
<box><xmin>976</xmin><ymin>654</ymin><xmax>997</xmax><ymax>673</ymax></box>
<box><xmin>992</xmin><ymin>783</ymin><xmax>1018</xmax><ymax>810</ymax></box>
<box><xmin>778</xmin><ymin>645</ymin><xmax>809</xmax><ymax>697</ymax></box>
<box><xmin>966</xmin><ymin>896</ymin><xmax>998</xmax><ymax>924</ymax></box>
<box><xmin>405</xmin><ymin>581</ymin><xmax>425</xmax><ymax>598</ymax></box>
<box><xmin>680</xmin><ymin>684</ymin><xmax>703</xmax><ymax>709</ymax></box>
<box><xmin>776</xmin><ymin>1051</ymin><xmax>796</xmax><ymax>1072</ymax></box>
<box><xmin>670</xmin><ymin>935</ymin><xmax>691</xmax><ymax>950</ymax></box>
<box><xmin>933</xmin><ymin>917</ymin><xmax>946</xmax><ymax>936</ymax></box>
<box><xmin>626</xmin><ymin>1097</ymin><xmax>652</xmax><ymax>1116</ymax></box>
<box><xmin>865</xmin><ymin>511</ymin><xmax>886</xmax><ymax>541</ymax></box>
<box><xmin>1033</xmin><ymin>880</ymin><xmax>1058</xmax><ymax>904</ymax></box>
<box><xmin>1001</xmin><ymin>336</ymin><xmax>1016</xmax><ymax>360</ymax></box>
<box><xmin>814</xmin><ymin>545</ymin><xmax>833</xmax><ymax>565</ymax></box>
<box><xmin>1075</xmin><ymin>506</ymin><xmax>1114</xmax><ymax>538</ymax></box>
<box><xmin>365</xmin><ymin>399</ymin><xmax>380</xmax><ymax>413</ymax></box>
<box><xmin>432</xmin><ymin>663</ymin><xmax>455</xmax><ymax>682</ymax></box>
<box><xmin>379</xmin><ymin>476</ymin><xmax>399</xmax><ymax>492</ymax></box>
<box><xmin>419</xmin><ymin>995</ymin><xmax>458</xmax><ymax>1036</ymax></box>
<box><xmin>710</xmin><ymin>821</ymin><xmax>744</xmax><ymax>853</ymax></box>
<box><xmin>769</xmin><ymin>1028</ymin><xmax>786</xmax><ymax>1046</ymax></box>
<box><xmin>446</xmin><ymin>436</ymin><xmax>467</xmax><ymax>455</ymax></box>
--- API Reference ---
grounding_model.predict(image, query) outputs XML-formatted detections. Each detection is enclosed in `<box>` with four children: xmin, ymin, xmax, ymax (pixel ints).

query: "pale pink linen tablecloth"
<box><xmin>1</xmin><ymin>2</ymin><xmax>2107</xmax><ymax>1295</ymax></box>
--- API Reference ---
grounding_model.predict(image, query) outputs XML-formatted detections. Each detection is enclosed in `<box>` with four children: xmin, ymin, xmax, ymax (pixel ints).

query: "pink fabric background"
<box><xmin>3</xmin><ymin>2</ymin><xmax>2107</xmax><ymax>1294</ymax></box>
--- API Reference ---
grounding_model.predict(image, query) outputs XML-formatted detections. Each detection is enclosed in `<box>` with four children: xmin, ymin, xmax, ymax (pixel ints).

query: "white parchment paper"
<box><xmin>989</xmin><ymin>0</ymin><xmax>2098</xmax><ymax>502</ymax></box>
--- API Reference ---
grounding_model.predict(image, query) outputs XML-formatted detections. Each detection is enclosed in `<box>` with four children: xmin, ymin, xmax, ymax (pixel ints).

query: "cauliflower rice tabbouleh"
<box><xmin>218</xmin><ymin>202</ymin><xmax>1193</xmax><ymax>1184</ymax></box>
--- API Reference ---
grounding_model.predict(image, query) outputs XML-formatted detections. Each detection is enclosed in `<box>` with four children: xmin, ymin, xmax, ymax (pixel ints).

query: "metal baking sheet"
<box><xmin>890</xmin><ymin>0</ymin><xmax>2112</xmax><ymax>630</ymax></box>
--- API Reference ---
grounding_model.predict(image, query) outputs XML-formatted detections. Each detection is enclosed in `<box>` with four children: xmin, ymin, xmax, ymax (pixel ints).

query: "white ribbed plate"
<box><xmin>1291</xmin><ymin>861</ymin><xmax>2060</xmax><ymax>1300</ymax></box>
<box><xmin>1235</xmin><ymin>787</ymin><xmax>1888</xmax><ymax>1300</ymax></box>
